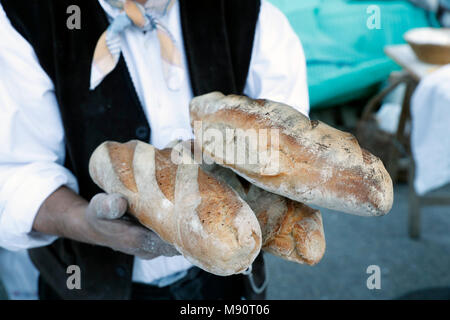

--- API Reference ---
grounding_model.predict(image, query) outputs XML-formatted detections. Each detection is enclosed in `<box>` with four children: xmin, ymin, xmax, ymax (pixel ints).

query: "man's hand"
<box><xmin>34</xmin><ymin>187</ymin><xmax>180</xmax><ymax>260</ymax></box>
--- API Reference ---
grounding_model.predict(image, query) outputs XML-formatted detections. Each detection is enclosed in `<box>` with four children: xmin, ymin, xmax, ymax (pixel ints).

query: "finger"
<box><xmin>88</xmin><ymin>193</ymin><xmax>128</xmax><ymax>220</ymax></box>
<box><xmin>103</xmin><ymin>193</ymin><xmax>128</xmax><ymax>219</ymax></box>
<box><xmin>160</xmin><ymin>245</ymin><xmax>180</xmax><ymax>258</ymax></box>
<box><xmin>133</xmin><ymin>245</ymin><xmax>180</xmax><ymax>260</ymax></box>
<box><xmin>110</xmin><ymin>227</ymin><xmax>168</xmax><ymax>260</ymax></box>
<box><xmin>93</xmin><ymin>222</ymin><xmax>180</xmax><ymax>260</ymax></box>
<box><xmin>137</xmin><ymin>230</ymin><xmax>181</xmax><ymax>259</ymax></box>
<box><xmin>132</xmin><ymin>244</ymin><xmax>180</xmax><ymax>260</ymax></box>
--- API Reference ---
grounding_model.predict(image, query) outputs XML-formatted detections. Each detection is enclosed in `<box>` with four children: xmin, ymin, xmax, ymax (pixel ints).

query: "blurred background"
<box><xmin>263</xmin><ymin>0</ymin><xmax>450</xmax><ymax>300</ymax></box>
<box><xmin>1</xmin><ymin>0</ymin><xmax>449</xmax><ymax>300</ymax></box>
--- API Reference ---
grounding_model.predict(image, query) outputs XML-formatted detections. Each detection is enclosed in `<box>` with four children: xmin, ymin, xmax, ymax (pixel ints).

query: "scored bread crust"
<box><xmin>202</xmin><ymin>164</ymin><xmax>325</xmax><ymax>265</ymax></box>
<box><xmin>88</xmin><ymin>140</ymin><xmax>262</xmax><ymax>276</ymax></box>
<box><xmin>246</xmin><ymin>185</ymin><xmax>325</xmax><ymax>265</ymax></box>
<box><xmin>190</xmin><ymin>92</ymin><xmax>394</xmax><ymax>216</ymax></box>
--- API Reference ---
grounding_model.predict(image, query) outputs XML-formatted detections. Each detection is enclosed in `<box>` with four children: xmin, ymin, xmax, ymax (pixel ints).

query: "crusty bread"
<box><xmin>88</xmin><ymin>140</ymin><xmax>262</xmax><ymax>276</ymax></box>
<box><xmin>202</xmin><ymin>164</ymin><xmax>325</xmax><ymax>265</ymax></box>
<box><xmin>190</xmin><ymin>92</ymin><xmax>394</xmax><ymax>216</ymax></box>
<box><xmin>247</xmin><ymin>185</ymin><xmax>325</xmax><ymax>265</ymax></box>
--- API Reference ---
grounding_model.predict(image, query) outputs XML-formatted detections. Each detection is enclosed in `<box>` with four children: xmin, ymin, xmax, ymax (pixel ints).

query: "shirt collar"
<box><xmin>98</xmin><ymin>0</ymin><xmax>176</xmax><ymax>20</ymax></box>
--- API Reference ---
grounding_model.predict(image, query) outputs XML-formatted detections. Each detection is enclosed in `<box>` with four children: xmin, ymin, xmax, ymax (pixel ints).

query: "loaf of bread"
<box><xmin>247</xmin><ymin>185</ymin><xmax>325</xmax><ymax>265</ymax></box>
<box><xmin>190</xmin><ymin>92</ymin><xmax>393</xmax><ymax>216</ymax></box>
<box><xmin>88</xmin><ymin>140</ymin><xmax>262</xmax><ymax>276</ymax></box>
<box><xmin>202</xmin><ymin>164</ymin><xmax>325</xmax><ymax>265</ymax></box>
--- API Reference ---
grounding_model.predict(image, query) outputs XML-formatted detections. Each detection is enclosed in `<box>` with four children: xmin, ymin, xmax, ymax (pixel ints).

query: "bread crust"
<box><xmin>247</xmin><ymin>185</ymin><xmax>325</xmax><ymax>265</ymax></box>
<box><xmin>89</xmin><ymin>140</ymin><xmax>262</xmax><ymax>275</ymax></box>
<box><xmin>202</xmin><ymin>164</ymin><xmax>325</xmax><ymax>265</ymax></box>
<box><xmin>190</xmin><ymin>92</ymin><xmax>394</xmax><ymax>216</ymax></box>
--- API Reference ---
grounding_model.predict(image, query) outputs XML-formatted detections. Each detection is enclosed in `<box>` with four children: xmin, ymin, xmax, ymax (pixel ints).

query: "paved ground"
<box><xmin>266</xmin><ymin>183</ymin><xmax>450</xmax><ymax>300</ymax></box>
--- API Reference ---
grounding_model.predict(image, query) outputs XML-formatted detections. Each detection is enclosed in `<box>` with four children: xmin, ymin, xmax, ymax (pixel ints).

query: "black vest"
<box><xmin>1</xmin><ymin>0</ymin><xmax>260</xmax><ymax>299</ymax></box>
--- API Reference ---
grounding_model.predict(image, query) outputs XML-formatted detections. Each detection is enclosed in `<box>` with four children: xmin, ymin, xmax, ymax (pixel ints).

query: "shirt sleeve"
<box><xmin>244</xmin><ymin>0</ymin><xmax>310</xmax><ymax>117</ymax></box>
<box><xmin>0</xmin><ymin>4</ymin><xmax>79</xmax><ymax>251</ymax></box>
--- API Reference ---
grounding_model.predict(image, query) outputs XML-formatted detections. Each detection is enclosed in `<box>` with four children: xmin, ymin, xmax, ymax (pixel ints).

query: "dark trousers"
<box><xmin>38</xmin><ymin>267</ymin><xmax>247</xmax><ymax>300</ymax></box>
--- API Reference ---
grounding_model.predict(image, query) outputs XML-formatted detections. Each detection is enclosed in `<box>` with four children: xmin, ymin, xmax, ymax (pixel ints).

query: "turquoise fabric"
<box><xmin>269</xmin><ymin>0</ymin><xmax>439</xmax><ymax>109</ymax></box>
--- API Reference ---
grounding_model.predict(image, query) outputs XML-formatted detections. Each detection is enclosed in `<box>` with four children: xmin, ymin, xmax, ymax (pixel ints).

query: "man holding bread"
<box><xmin>0</xmin><ymin>0</ymin><xmax>309</xmax><ymax>299</ymax></box>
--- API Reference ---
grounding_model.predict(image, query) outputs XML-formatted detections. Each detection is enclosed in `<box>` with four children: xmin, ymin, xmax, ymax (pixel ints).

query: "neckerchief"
<box><xmin>91</xmin><ymin>0</ymin><xmax>183</xmax><ymax>90</ymax></box>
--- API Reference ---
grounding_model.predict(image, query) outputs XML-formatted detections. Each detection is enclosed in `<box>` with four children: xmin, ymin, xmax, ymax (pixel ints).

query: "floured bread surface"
<box><xmin>88</xmin><ymin>140</ymin><xmax>262</xmax><ymax>276</ymax></box>
<box><xmin>247</xmin><ymin>185</ymin><xmax>325</xmax><ymax>265</ymax></box>
<box><xmin>190</xmin><ymin>92</ymin><xmax>394</xmax><ymax>216</ymax></box>
<box><xmin>202</xmin><ymin>164</ymin><xmax>325</xmax><ymax>265</ymax></box>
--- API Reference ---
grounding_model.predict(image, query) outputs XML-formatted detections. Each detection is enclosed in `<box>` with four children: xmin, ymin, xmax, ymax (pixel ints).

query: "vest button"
<box><xmin>115</xmin><ymin>266</ymin><xmax>127</xmax><ymax>278</ymax></box>
<box><xmin>135</xmin><ymin>126</ymin><xmax>149</xmax><ymax>140</ymax></box>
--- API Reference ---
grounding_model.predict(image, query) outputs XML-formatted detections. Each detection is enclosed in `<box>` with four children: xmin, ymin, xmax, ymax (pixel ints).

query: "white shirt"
<box><xmin>0</xmin><ymin>0</ymin><xmax>309</xmax><ymax>285</ymax></box>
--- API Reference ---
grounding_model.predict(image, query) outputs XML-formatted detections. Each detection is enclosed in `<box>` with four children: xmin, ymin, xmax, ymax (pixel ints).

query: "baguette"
<box><xmin>202</xmin><ymin>164</ymin><xmax>325</xmax><ymax>265</ymax></box>
<box><xmin>190</xmin><ymin>92</ymin><xmax>393</xmax><ymax>216</ymax></box>
<box><xmin>88</xmin><ymin>140</ymin><xmax>262</xmax><ymax>276</ymax></box>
